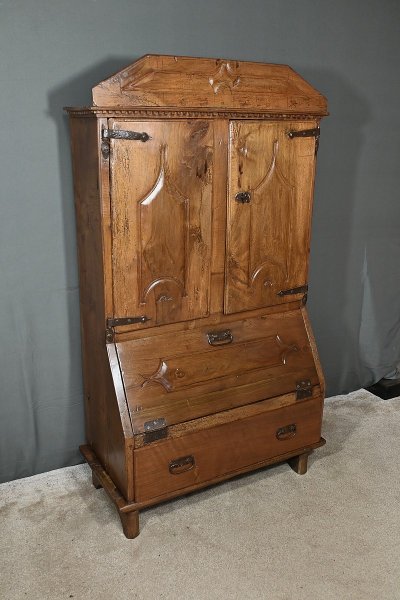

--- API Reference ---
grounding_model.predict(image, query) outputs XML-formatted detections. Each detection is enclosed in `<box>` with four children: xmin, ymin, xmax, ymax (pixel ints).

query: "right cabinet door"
<box><xmin>224</xmin><ymin>120</ymin><xmax>318</xmax><ymax>314</ymax></box>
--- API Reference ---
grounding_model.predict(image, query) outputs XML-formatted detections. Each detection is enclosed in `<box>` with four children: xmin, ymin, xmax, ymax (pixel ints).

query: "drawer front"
<box><xmin>117</xmin><ymin>310</ymin><xmax>320</xmax><ymax>432</ymax></box>
<box><xmin>134</xmin><ymin>397</ymin><xmax>323</xmax><ymax>502</ymax></box>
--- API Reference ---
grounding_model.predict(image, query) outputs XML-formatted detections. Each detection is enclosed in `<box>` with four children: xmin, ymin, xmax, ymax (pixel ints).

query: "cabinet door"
<box><xmin>225</xmin><ymin>121</ymin><xmax>317</xmax><ymax>314</ymax></box>
<box><xmin>110</xmin><ymin>120</ymin><xmax>213</xmax><ymax>328</ymax></box>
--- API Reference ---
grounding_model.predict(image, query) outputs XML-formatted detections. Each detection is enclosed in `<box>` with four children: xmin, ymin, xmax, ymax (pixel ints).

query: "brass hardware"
<box><xmin>296</xmin><ymin>379</ymin><xmax>312</xmax><ymax>400</ymax></box>
<box><xmin>207</xmin><ymin>329</ymin><xmax>233</xmax><ymax>346</ymax></box>
<box><xmin>169</xmin><ymin>455</ymin><xmax>195</xmax><ymax>475</ymax></box>
<box><xmin>174</xmin><ymin>369</ymin><xmax>185</xmax><ymax>379</ymax></box>
<box><xmin>235</xmin><ymin>191</ymin><xmax>251</xmax><ymax>204</ymax></box>
<box><xmin>102</xmin><ymin>128</ymin><xmax>151</xmax><ymax>142</ymax></box>
<box><xmin>144</xmin><ymin>418</ymin><xmax>168</xmax><ymax>444</ymax></box>
<box><xmin>287</xmin><ymin>127</ymin><xmax>320</xmax><ymax>154</ymax></box>
<box><xmin>277</xmin><ymin>285</ymin><xmax>308</xmax><ymax>297</ymax></box>
<box><xmin>276</xmin><ymin>424</ymin><xmax>297</xmax><ymax>440</ymax></box>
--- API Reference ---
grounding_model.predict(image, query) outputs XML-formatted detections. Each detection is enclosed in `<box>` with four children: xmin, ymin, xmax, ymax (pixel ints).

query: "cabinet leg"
<box><xmin>288</xmin><ymin>452</ymin><xmax>309</xmax><ymax>475</ymax></box>
<box><xmin>119</xmin><ymin>510</ymin><xmax>140</xmax><ymax>539</ymax></box>
<box><xmin>92</xmin><ymin>471</ymin><xmax>103</xmax><ymax>489</ymax></box>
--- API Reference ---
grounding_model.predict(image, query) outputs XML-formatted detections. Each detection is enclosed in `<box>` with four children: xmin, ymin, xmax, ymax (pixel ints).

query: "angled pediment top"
<box><xmin>91</xmin><ymin>54</ymin><xmax>328</xmax><ymax>115</ymax></box>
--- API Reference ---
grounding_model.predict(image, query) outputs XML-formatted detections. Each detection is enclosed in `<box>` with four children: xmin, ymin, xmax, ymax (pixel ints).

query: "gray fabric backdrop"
<box><xmin>1</xmin><ymin>0</ymin><xmax>399</xmax><ymax>483</ymax></box>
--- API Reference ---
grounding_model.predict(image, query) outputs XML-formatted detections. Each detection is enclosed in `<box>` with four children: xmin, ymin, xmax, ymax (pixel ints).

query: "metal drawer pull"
<box><xmin>276</xmin><ymin>424</ymin><xmax>297</xmax><ymax>441</ymax></box>
<box><xmin>206</xmin><ymin>329</ymin><xmax>233</xmax><ymax>346</ymax></box>
<box><xmin>169</xmin><ymin>455</ymin><xmax>195</xmax><ymax>475</ymax></box>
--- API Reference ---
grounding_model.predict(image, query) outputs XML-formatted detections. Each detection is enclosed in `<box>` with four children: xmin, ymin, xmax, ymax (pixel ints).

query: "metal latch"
<box><xmin>296</xmin><ymin>379</ymin><xmax>312</xmax><ymax>400</ymax></box>
<box><xmin>143</xmin><ymin>418</ymin><xmax>168</xmax><ymax>444</ymax></box>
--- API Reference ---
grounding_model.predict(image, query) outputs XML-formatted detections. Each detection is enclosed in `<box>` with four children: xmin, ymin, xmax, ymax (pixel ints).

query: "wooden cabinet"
<box><xmin>66</xmin><ymin>55</ymin><xmax>328</xmax><ymax>538</ymax></box>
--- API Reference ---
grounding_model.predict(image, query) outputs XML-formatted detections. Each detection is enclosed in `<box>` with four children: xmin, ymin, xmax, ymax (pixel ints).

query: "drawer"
<box><xmin>116</xmin><ymin>310</ymin><xmax>320</xmax><ymax>432</ymax></box>
<box><xmin>134</xmin><ymin>396</ymin><xmax>323</xmax><ymax>502</ymax></box>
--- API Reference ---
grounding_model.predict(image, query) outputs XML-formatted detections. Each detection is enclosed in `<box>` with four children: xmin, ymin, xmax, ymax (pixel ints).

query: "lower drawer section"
<box><xmin>134</xmin><ymin>397</ymin><xmax>323</xmax><ymax>502</ymax></box>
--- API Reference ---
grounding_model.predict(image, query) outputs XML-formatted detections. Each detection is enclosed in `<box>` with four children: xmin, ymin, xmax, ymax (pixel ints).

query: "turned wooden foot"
<box><xmin>119</xmin><ymin>510</ymin><xmax>140</xmax><ymax>539</ymax></box>
<box><xmin>288</xmin><ymin>452</ymin><xmax>310</xmax><ymax>475</ymax></box>
<box><xmin>92</xmin><ymin>471</ymin><xmax>103</xmax><ymax>489</ymax></box>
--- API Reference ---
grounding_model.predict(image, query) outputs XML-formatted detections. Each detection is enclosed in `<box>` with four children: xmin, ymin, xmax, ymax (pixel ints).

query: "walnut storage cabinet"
<box><xmin>66</xmin><ymin>55</ymin><xmax>328</xmax><ymax>538</ymax></box>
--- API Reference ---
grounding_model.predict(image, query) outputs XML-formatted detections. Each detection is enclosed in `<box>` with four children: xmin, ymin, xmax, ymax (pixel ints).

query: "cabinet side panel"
<box><xmin>69</xmin><ymin>117</ymin><xmax>133</xmax><ymax>499</ymax></box>
<box><xmin>301</xmin><ymin>306</ymin><xmax>326</xmax><ymax>398</ymax></box>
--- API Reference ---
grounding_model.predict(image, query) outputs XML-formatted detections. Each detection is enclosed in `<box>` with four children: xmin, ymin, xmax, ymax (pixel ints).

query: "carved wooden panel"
<box><xmin>110</xmin><ymin>120</ymin><xmax>213</xmax><ymax>327</ymax></box>
<box><xmin>138</xmin><ymin>334</ymin><xmax>299</xmax><ymax>393</ymax></box>
<box><xmin>116</xmin><ymin>311</ymin><xmax>319</xmax><ymax>431</ymax></box>
<box><xmin>225</xmin><ymin>121</ymin><xmax>317</xmax><ymax>314</ymax></box>
<box><xmin>92</xmin><ymin>55</ymin><xmax>328</xmax><ymax>115</ymax></box>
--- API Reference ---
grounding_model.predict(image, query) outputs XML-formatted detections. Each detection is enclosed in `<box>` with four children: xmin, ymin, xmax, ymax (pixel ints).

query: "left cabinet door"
<box><xmin>109</xmin><ymin>120</ymin><xmax>213</xmax><ymax>328</ymax></box>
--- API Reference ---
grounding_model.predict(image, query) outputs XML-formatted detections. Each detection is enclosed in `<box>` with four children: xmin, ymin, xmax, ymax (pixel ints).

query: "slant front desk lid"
<box><xmin>113</xmin><ymin>311</ymin><xmax>321</xmax><ymax>434</ymax></box>
<box><xmin>90</xmin><ymin>54</ymin><xmax>327</xmax><ymax>115</ymax></box>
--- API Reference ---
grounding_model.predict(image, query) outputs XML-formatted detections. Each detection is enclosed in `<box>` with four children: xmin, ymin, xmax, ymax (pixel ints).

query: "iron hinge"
<box><xmin>105</xmin><ymin>316</ymin><xmax>151</xmax><ymax>342</ymax></box>
<box><xmin>278</xmin><ymin>285</ymin><xmax>308</xmax><ymax>304</ymax></box>
<box><xmin>296</xmin><ymin>379</ymin><xmax>313</xmax><ymax>400</ymax></box>
<box><xmin>102</xmin><ymin>128</ymin><xmax>151</xmax><ymax>142</ymax></box>
<box><xmin>143</xmin><ymin>418</ymin><xmax>168</xmax><ymax>444</ymax></box>
<box><xmin>287</xmin><ymin>126</ymin><xmax>320</xmax><ymax>154</ymax></box>
<box><xmin>101</xmin><ymin>128</ymin><xmax>151</xmax><ymax>159</ymax></box>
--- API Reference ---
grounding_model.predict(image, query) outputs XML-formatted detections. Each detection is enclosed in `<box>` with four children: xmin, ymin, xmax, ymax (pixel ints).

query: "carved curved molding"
<box><xmin>275</xmin><ymin>335</ymin><xmax>299</xmax><ymax>365</ymax></box>
<box><xmin>250</xmin><ymin>258</ymin><xmax>286</xmax><ymax>286</ymax></box>
<box><xmin>138</xmin><ymin>144</ymin><xmax>189</xmax><ymax>304</ymax></box>
<box><xmin>140</xmin><ymin>360</ymin><xmax>172</xmax><ymax>392</ymax></box>
<box><xmin>247</xmin><ymin>140</ymin><xmax>294</xmax><ymax>288</ymax></box>
<box><xmin>138</xmin><ymin>144</ymin><xmax>188</xmax><ymax>206</ymax></box>
<box><xmin>252</xmin><ymin>140</ymin><xmax>293</xmax><ymax>193</ymax></box>
<box><xmin>141</xmin><ymin>276</ymin><xmax>185</xmax><ymax>303</ymax></box>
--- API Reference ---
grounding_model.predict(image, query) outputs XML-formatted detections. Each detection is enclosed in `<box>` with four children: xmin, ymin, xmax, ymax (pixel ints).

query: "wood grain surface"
<box><xmin>67</xmin><ymin>55</ymin><xmax>327</xmax><ymax>537</ymax></box>
<box><xmin>92</xmin><ymin>55</ymin><xmax>327</xmax><ymax>114</ymax></box>
<box><xmin>134</xmin><ymin>396</ymin><xmax>323</xmax><ymax>502</ymax></box>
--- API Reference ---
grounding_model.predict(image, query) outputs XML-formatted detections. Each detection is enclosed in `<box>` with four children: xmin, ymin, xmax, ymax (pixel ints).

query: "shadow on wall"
<box><xmin>299</xmin><ymin>67</ymin><xmax>371</xmax><ymax>396</ymax></box>
<box><xmin>46</xmin><ymin>57</ymin><xmax>137</xmax><ymax>458</ymax></box>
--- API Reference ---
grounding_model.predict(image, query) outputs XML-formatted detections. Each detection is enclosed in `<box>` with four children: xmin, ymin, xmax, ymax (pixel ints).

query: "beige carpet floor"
<box><xmin>1</xmin><ymin>389</ymin><xmax>399</xmax><ymax>600</ymax></box>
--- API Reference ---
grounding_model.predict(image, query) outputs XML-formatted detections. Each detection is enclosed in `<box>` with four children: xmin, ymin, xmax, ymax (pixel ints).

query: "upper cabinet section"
<box><xmin>91</xmin><ymin>55</ymin><xmax>327</xmax><ymax>115</ymax></box>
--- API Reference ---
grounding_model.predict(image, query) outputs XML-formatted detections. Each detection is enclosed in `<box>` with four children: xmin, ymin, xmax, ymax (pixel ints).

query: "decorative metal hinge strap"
<box><xmin>101</xmin><ymin>129</ymin><xmax>151</xmax><ymax>158</ymax></box>
<box><xmin>296</xmin><ymin>379</ymin><xmax>313</xmax><ymax>400</ymax></box>
<box><xmin>277</xmin><ymin>285</ymin><xmax>308</xmax><ymax>297</ymax></box>
<box><xmin>105</xmin><ymin>316</ymin><xmax>151</xmax><ymax>343</ymax></box>
<box><xmin>287</xmin><ymin>126</ymin><xmax>320</xmax><ymax>154</ymax></box>
<box><xmin>107</xmin><ymin>316</ymin><xmax>151</xmax><ymax>327</ymax></box>
<box><xmin>102</xmin><ymin>129</ymin><xmax>151</xmax><ymax>142</ymax></box>
<box><xmin>143</xmin><ymin>418</ymin><xmax>168</xmax><ymax>444</ymax></box>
